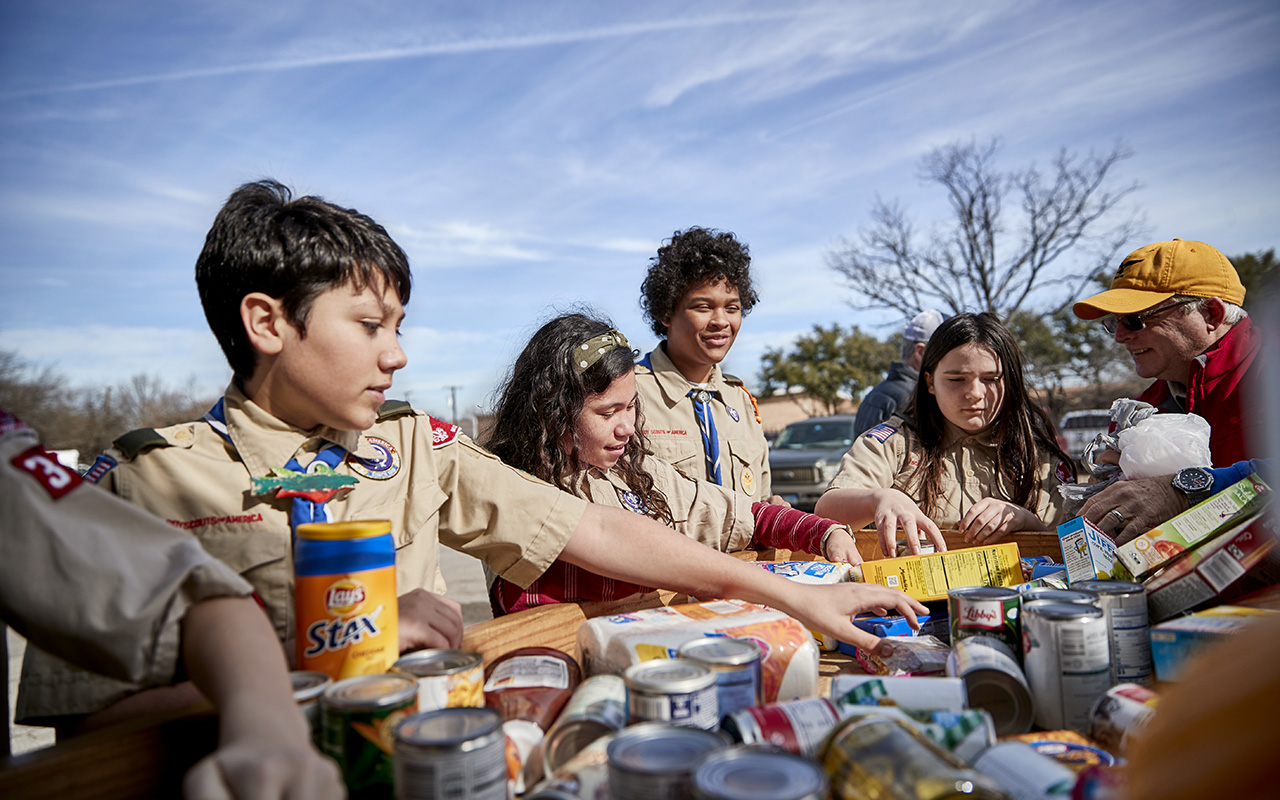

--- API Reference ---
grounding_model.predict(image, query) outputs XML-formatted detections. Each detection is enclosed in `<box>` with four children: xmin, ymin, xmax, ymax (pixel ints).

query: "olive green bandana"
<box><xmin>572</xmin><ymin>329</ymin><xmax>631</xmax><ymax>373</ymax></box>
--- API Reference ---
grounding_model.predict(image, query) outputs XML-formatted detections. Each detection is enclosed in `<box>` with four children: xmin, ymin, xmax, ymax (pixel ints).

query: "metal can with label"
<box><xmin>295</xmin><ymin>520</ymin><xmax>399</xmax><ymax>680</ymax></box>
<box><xmin>625</xmin><ymin>658</ymin><xmax>720</xmax><ymax>730</ymax></box>
<box><xmin>1073</xmin><ymin>579</ymin><xmax>1154</xmax><ymax>686</ymax></box>
<box><xmin>542</xmin><ymin>674</ymin><xmax>628</xmax><ymax>775</ymax></box>
<box><xmin>720</xmin><ymin>697</ymin><xmax>841</xmax><ymax>758</ymax></box>
<box><xmin>1019</xmin><ymin>587</ymin><xmax>1101</xmax><ymax>606</ymax></box>
<box><xmin>948</xmin><ymin>586</ymin><xmax>1022</xmax><ymax>658</ymax></box>
<box><xmin>530</xmin><ymin>731</ymin><xmax>614</xmax><ymax>800</ymax></box>
<box><xmin>945</xmin><ymin>635</ymin><xmax>1034</xmax><ymax>736</ymax></box>
<box><xmin>819</xmin><ymin>714</ymin><xmax>1011</xmax><ymax>800</ymax></box>
<box><xmin>971</xmin><ymin>741</ymin><xmax>1077</xmax><ymax>799</ymax></box>
<box><xmin>321</xmin><ymin>672</ymin><xmax>419</xmax><ymax>799</ymax></box>
<box><xmin>607</xmin><ymin>722</ymin><xmax>727</xmax><ymax>800</ymax></box>
<box><xmin>393</xmin><ymin>707</ymin><xmax>507</xmax><ymax>800</ymax></box>
<box><xmin>692</xmin><ymin>746</ymin><xmax>829</xmax><ymax>800</ymax></box>
<box><xmin>677</xmin><ymin>637</ymin><xmax>763</xmax><ymax>718</ymax></box>
<box><xmin>291</xmin><ymin>670</ymin><xmax>332</xmax><ymax>748</ymax></box>
<box><xmin>393</xmin><ymin>648</ymin><xmax>485</xmax><ymax>712</ymax></box>
<box><xmin>1087</xmin><ymin>683</ymin><xmax>1160</xmax><ymax>756</ymax></box>
<box><xmin>1022</xmin><ymin>601</ymin><xmax>1112</xmax><ymax>732</ymax></box>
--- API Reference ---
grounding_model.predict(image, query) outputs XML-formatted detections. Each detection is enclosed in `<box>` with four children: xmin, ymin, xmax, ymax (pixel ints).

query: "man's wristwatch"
<box><xmin>1172</xmin><ymin>467</ymin><xmax>1214</xmax><ymax>507</ymax></box>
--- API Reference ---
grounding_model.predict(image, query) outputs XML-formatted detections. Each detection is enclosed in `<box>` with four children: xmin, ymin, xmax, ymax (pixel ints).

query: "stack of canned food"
<box><xmin>289</xmin><ymin>578</ymin><xmax>1161</xmax><ymax>799</ymax></box>
<box><xmin>290</xmin><ymin>522</ymin><xmax>1164</xmax><ymax>799</ymax></box>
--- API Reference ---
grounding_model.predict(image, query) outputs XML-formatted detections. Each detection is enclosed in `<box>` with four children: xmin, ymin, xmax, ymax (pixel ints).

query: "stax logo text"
<box><xmin>304</xmin><ymin>604</ymin><xmax>384</xmax><ymax>658</ymax></box>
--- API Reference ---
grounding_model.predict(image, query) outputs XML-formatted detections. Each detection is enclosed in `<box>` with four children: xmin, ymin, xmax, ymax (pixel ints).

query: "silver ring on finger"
<box><xmin>1106</xmin><ymin>508</ymin><xmax>1124</xmax><ymax>527</ymax></box>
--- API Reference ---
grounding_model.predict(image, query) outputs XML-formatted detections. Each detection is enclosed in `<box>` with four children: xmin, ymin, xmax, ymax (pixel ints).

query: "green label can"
<box><xmin>948</xmin><ymin>586</ymin><xmax>1022</xmax><ymax>660</ymax></box>
<box><xmin>321</xmin><ymin>672</ymin><xmax>419</xmax><ymax>799</ymax></box>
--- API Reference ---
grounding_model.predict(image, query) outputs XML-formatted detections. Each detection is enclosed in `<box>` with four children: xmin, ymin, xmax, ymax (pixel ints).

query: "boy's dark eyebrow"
<box><xmin>380</xmin><ymin>300</ymin><xmax>405</xmax><ymax>324</ymax></box>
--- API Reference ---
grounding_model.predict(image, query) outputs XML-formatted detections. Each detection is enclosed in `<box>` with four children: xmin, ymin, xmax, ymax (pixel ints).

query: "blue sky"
<box><xmin>2</xmin><ymin>1</ymin><xmax>1277</xmax><ymax>422</ymax></box>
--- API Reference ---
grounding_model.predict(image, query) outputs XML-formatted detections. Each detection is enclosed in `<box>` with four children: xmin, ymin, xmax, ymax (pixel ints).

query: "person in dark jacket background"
<box><xmin>854</xmin><ymin>309</ymin><xmax>944</xmax><ymax>434</ymax></box>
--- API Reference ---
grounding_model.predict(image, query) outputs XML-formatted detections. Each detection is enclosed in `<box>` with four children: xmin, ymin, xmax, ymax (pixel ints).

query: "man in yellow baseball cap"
<box><xmin>1071</xmin><ymin>239</ymin><xmax>1265</xmax><ymax>540</ymax></box>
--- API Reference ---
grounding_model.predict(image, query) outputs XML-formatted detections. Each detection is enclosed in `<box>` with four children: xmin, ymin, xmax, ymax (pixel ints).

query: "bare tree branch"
<box><xmin>828</xmin><ymin>138</ymin><xmax>1146</xmax><ymax>318</ymax></box>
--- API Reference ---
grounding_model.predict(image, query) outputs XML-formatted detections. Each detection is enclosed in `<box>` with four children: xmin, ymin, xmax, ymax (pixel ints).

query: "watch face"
<box><xmin>1176</xmin><ymin>468</ymin><xmax>1212</xmax><ymax>492</ymax></box>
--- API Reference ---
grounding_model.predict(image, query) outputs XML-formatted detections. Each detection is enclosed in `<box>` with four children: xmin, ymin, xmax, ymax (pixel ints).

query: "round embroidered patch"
<box><xmin>741</xmin><ymin>467</ymin><xmax>755</xmax><ymax>494</ymax></box>
<box><xmin>727</xmin><ymin>406</ymin><xmax>740</xmax><ymax>423</ymax></box>
<box><xmin>619</xmin><ymin>490</ymin><xmax>647</xmax><ymax>514</ymax></box>
<box><xmin>348</xmin><ymin>436</ymin><xmax>400</xmax><ymax>480</ymax></box>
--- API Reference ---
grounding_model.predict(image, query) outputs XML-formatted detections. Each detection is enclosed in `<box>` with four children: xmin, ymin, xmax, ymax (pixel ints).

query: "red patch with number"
<box><xmin>12</xmin><ymin>444</ymin><xmax>82</xmax><ymax>499</ymax></box>
<box><xmin>429</xmin><ymin>416</ymin><xmax>461</xmax><ymax>449</ymax></box>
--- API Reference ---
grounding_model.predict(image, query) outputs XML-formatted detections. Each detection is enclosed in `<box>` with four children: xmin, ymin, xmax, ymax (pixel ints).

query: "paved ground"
<box><xmin>7</xmin><ymin>546</ymin><xmax>492</xmax><ymax>756</ymax></box>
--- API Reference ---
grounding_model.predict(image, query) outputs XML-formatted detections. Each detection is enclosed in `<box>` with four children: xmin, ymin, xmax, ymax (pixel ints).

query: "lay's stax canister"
<box><xmin>296</xmin><ymin>520</ymin><xmax>399</xmax><ymax>679</ymax></box>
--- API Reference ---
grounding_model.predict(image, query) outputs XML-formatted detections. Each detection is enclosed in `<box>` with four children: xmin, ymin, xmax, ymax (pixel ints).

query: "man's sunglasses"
<box><xmin>1100</xmin><ymin>297</ymin><xmax>1198</xmax><ymax>335</ymax></box>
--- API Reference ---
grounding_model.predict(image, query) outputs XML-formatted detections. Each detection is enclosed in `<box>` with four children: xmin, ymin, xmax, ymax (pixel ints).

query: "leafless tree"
<box><xmin>1</xmin><ymin>350</ymin><xmax>214</xmax><ymax>460</ymax></box>
<box><xmin>828</xmin><ymin>139</ymin><xmax>1146</xmax><ymax>317</ymax></box>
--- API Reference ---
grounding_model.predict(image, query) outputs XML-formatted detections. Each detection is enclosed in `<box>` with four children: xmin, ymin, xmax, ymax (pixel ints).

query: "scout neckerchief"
<box><xmin>203</xmin><ymin>397</ymin><xmax>357</xmax><ymax>535</ymax></box>
<box><xmin>637</xmin><ymin>351</ymin><xmax>722</xmax><ymax>485</ymax></box>
<box><xmin>687</xmin><ymin>387</ymin><xmax>723</xmax><ymax>484</ymax></box>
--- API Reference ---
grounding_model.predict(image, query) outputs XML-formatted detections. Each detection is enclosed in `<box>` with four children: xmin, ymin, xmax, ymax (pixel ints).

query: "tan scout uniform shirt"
<box><xmin>635</xmin><ymin>344</ymin><xmax>771</xmax><ymax>501</ymax></box>
<box><xmin>580</xmin><ymin>454</ymin><xmax>756</xmax><ymax>551</ymax></box>
<box><xmin>18</xmin><ymin>383</ymin><xmax>586</xmax><ymax>722</ymax></box>
<box><xmin>825</xmin><ymin>416</ymin><xmax>1068</xmax><ymax>528</ymax></box>
<box><xmin>1</xmin><ymin>409</ymin><xmax>251</xmax><ymax>754</ymax></box>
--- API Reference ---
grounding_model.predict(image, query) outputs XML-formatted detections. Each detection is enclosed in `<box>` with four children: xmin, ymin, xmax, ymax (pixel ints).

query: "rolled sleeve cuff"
<box><xmin>492</xmin><ymin>492</ymin><xmax>588</xmax><ymax>590</ymax></box>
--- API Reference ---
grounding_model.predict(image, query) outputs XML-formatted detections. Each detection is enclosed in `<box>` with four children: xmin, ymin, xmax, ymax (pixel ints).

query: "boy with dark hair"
<box><xmin>20</xmin><ymin>183</ymin><xmax>923</xmax><ymax>729</ymax></box>
<box><xmin>636</xmin><ymin>227</ymin><xmax>778</xmax><ymax>503</ymax></box>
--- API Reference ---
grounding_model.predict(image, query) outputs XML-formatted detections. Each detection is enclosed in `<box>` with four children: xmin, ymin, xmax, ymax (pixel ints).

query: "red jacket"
<box><xmin>1135</xmin><ymin>317</ymin><xmax>1263</xmax><ymax>467</ymax></box>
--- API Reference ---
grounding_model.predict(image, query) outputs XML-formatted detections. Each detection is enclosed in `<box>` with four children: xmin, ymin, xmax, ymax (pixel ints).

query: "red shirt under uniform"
<box><xmin>490</xmin><ymin>456</ymin><xmax>842</xmax><ymax>615</ymax></box>
<box><xmin>1135</xmin><ymin>317</ymin><xmax>1264</xmax><ymax>467</ymax></box>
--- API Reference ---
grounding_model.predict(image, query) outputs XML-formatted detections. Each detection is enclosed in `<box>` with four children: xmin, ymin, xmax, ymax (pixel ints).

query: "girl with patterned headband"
<box><xmin>484</xmin><ymin>311</ymin><xmax>870</xmax><ymax>615</ymax></box>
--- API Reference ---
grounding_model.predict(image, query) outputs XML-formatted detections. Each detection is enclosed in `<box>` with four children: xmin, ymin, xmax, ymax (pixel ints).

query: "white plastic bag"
<box><xmin>1116</xmin><ymin>413</ymin><xmax>1212</xmax><ymax>479</ymax></box>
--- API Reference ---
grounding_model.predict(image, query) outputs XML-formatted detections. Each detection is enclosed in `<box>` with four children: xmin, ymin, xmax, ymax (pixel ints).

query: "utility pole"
<box><xmin>443</xmin><ymin>385</ymin><xmax>462</xmax><ymax>425</ymax></box>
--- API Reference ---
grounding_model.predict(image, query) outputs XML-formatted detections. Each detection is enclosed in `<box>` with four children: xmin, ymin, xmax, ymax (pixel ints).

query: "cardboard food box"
<box><xmin>1057</xmin><ymin>516</ymin><xmax>1127</xmax><ymax>584</ymax></box>
<box><xmin>1148</xmin><ymin>605</ymin><xmax>1277</xmax><ymax>681</ymax></box>
<box><xmin>850</xmin><ymin>542</ymin><xmax>1021</xmax><ymax>602</ymax></box>
<box><xmin>755</xmin><ymin>561</ymin><xmax>853</xmax><ymax>650</ymax></box>
<box><xmin>1116</xmin><ymin>475</ymin><xmax>1271</xmax><ymax>581</ymax></box>
<box><xmin>1144</xmin><ymin>514</ymin><xmax>1280</xmax><ymax>623</ymax></box>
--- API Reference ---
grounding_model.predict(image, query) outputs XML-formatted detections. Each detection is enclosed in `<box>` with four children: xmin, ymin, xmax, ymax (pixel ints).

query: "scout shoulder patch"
<box><xmin>429</xmin><ymin>416</ymin><xmax>461</xmax><ymax>449</ymax></box>
<box><xmin>0</xmin><ymin>409</ymin><xmax>29</xmax><ymax>439</ymax></box>
<box><xmin>376</xmin><ymin>399</ymin><xmax>415</xmax><ymax>422</ymax></box>
<box><xmin>83</xmin><ymin>454</ymin><xmax>118</xmax><ymax>484</ymax></box>
<box><xmin>348</xmin><ymin>435</ymin><xmax>401</xmax><ymax>480</ymax></box>
<box><xmin>722</xmin><ymin>373</ymin><xmax>743</xmax><ymax>386</ymax></box>
<box><xmin>12</xmin><ymin>443</ymin><xmax>82</xmax><ymax>500</ymax></box>
<box><xmin>1056</xmin><ymin>459</ymin><xmax>1076</xmax><ymax>485</ymax></box>
<box><xmin>113</xmin><ymin>427</ymin><xmax>170</xmax><ymax>460</ymax></box>
<box><xmin>865</xmin><ymin>423</ymin><xmax>898</xmax><ymax>443</ymax></box>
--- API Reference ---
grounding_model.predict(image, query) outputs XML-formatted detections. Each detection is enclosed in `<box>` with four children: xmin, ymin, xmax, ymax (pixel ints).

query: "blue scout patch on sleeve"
<box><xmin>83</xmin><ymin>454</ymin><xmax>117</xmax><ymax>484</ymax></box>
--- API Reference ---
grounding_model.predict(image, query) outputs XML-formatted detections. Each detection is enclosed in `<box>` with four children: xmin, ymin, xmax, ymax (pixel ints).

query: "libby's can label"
<box><xmin>949</xmin><ymin>586</ymin><xmax>1022</xmax><ymax>659</ymax></box>
<box><xmin>295</xmin><ymin>520</ymin><xmax>399</xmax><ymax>680</ymax></box>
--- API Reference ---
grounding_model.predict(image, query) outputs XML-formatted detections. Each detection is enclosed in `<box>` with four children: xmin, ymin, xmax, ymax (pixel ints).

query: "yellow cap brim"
<box><xmin>1072</xmin><ymin>288</ymin><xmax>1176</xmax><ymax>320</ymax></box>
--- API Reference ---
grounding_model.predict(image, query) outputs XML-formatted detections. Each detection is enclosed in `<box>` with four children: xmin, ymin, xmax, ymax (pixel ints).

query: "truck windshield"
<box><xmin>773</xmin><ymin>420</ymin><xmax>856</xmax><ymax>450</ymax></box>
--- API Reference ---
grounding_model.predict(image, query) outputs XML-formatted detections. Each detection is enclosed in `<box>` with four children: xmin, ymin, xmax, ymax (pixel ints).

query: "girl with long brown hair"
<box><xmin>485</xmin><ymin>311</ymin><xmax>885</xmax><ymax>615</ymax></box>
<box><xmin>815</xmin><ymin>312</ymin><xmax>1074</xmax><ymax>557</ymax></box>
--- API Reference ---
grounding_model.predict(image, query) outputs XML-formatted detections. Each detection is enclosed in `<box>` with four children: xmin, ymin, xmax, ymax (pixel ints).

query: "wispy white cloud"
<box><xmin>2</xmin><ymin>9</ymin><xmax>810</xmax><ymax>100</ymax></box>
